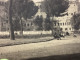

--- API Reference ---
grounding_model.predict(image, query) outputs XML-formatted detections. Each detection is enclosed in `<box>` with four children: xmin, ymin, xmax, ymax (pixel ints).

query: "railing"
<box><xmin>0</xmin><ymin>31</ymin><xmax>52</xmax><ymax>35</ymax></box>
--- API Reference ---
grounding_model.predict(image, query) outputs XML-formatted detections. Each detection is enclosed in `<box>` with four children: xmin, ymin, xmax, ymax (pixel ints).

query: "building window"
<box><xmin>65</xmin><ymin>23</ymin><xmax>66</xmax><ymax>25</ymax></box>
<box><xmin>71</xmin><ymin>13</ymin><xmax>73</xmax><ymax>15</ymax></box>
<box><xmin>63</xmin><ymin>23</ymin><xmax>64</xmax><ymax>26</ymax></box>
<box><xmin>69</xmin><ymin>28</ymin><xmax>71</xmax><ymax>30</ymax></box>
<box><xmin>60</xmin><ymin>28</ymin><xmax>63</xmax><ymax>31</ymax></box>
<box><xmin>65</xmin><ymin>28</ymin><xmax>68</xmax><ymax>30</ymax></box>
<box><xmin>58</xmin><ymin>23</ymin><xmax>59</xmax><ymax>26</ymax></box>
<box><xmin>27</xmin><ymin>24</ymin><xmax>29</xmax><ymax>26</ymax></box>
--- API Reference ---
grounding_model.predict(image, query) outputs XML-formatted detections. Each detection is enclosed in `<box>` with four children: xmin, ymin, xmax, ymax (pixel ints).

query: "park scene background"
<box><xmin>0</xmin><ymin>0</ymin><xmax>80</xmax><ymax>60</ymax></box>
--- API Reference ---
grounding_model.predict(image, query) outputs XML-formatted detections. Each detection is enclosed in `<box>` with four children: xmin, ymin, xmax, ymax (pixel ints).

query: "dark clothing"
<box><xmin>54</xmin><ymin>32</ymin><xmax>61</xmax><ymax>40</ymax></box>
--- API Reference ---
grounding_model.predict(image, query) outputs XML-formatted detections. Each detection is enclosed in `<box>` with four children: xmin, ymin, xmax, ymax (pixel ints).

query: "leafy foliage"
<box><xmin>13</xmin><ymin>18</ymin><xmax>21</xmax><ymax>31</ymax></box>
<box><xmin>41</xmin><ymin>0</ymin><xmax>69</xmax><ymax>17</ymax></box>
<box><xmin>34</xmin><ymin>15</ymin><xmax>43</xmax><ymax>30</ymax></box>
<box><xmin>5</xmin><ymin>0</ymin><xmax>38</xmax><ymax>31</ymax></box>
<box><xmin>41</xmin><ymin>0</ymin><xmax>69</xmax><ymax>36</ymax></box>
<box><xmin>44</xmin><ymin>15</ymin><xmax>51</xmax><ymax>31</ymax></box>
<box><xmin>12</xmin><ymin>0</ymin><xmax>38</xmax><ymax>19</ymax></box>
<box><xmin>71</xmin><ymin>14</ymin><xmax>80</xmax><ymax>30</ymax></box>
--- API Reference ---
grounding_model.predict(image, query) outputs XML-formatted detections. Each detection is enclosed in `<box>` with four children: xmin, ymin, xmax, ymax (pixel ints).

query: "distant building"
<box><xmin>0</xmin><ymin>1</ymin><xmax>9</xmax><ymax>31</ymax></box>
<box><xmin>22</xmin><ymin>19</ymin><xmax>35</xmax><ymax>31</ymax></box>
<box><xmin>35</xmin><ymin>0</ymin><xmax>80</xmax><ymax>33</ymax></box>
<box><xmin>0</xmin><ymin>0</ymin><xmax>37</xmax><ymax>31</ymax></box>
<box><xmin>54</xmin><ymin>0</ymin><xmax>79</xmax><ymax>33</ymax></box>
<box><xmin>35</xmin><ymin>2</ymin><xmax>46</xmax><ymax>18</ymax></box>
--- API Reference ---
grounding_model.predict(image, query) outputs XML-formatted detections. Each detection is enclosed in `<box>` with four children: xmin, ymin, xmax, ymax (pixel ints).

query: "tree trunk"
<box><xmin>50</xmin><ymin>17</ymin><xmax>55</xmax><ymax>37</ymax></box>
<box><xmin>20</xmin><ymin>19</ymin><xmax>23</xmax><ymax>37</ymax></box>
<box><xmin>51</xmin><ymin>21</ymin><xmax>54</xmax><ymax>36</ymax></box>
<box><xmin>9</xmin><ymin>0</ymin><xmax>15</xmax><ymax>40</ymax></box>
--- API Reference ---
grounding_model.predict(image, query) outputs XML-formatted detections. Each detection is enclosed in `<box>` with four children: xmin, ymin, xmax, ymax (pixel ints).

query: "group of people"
<box><xmin>52</xmin><ymin>29</ymin><xmax>70</xmax><ymax>40</ymax></box>
<box><xmin>53</xmin><ymin>32</ymin><xmax>64</xmax><ymax>40</ymax></box>
<box><xmin>52</xmin><ymin>28</ymin><xmax>78</xmax><ymax>40</ymax></box>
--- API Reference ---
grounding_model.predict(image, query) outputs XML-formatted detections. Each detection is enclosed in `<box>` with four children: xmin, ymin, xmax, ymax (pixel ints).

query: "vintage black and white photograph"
<box><xmin>0</xmin><ymin>0</ymin><xmax>80</xmax><ymax>60</ymax></box>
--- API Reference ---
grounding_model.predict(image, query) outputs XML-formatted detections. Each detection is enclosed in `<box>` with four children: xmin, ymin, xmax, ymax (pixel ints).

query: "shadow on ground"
<box><xmin>22</xmin><ymin>53</ymin><xmax>80</xmax><ymax>60</ymax></box>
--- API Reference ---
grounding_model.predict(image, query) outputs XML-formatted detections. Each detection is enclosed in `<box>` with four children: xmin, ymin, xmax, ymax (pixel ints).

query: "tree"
<box><xmin>41</xmin><ymin>0</ymin><xmax>69</xmax><ymax>36</ymax></box>
<box><xmin>9</xmin><ymin>0</ymin><xmax>15</xmax><ymax>40</ymax></box>
<box><xmin>44</xmin><ymin>15</ymin><xmax>51</xmax><ymax>31</ymax></box>
<box><xmin>13</xmin><ymin>18</ymin><xmax>21</xmax><ymax>31</ymax></box>
<box><xmin>34</xmin><ymin>15</ymin><xmax>43</xmax><ymax>30</ymax></box>
<box><xmin>12</xmin><ymin>0</ymin><xmax>38</xmax><ymax>19</ymax></box>
<box><xmin>12</xmin><ymin>0</ymin><xmax>38</xmax><ymax>35</ymax></box>
<box><xmin>71</xmin><ymin>14</ymin><xmax>80</xmax><ymax>30</ymax></box>
<box><xmin>5</xmin><ymin>0</ymin><xmax>38</xmax><ymax>36</ymax></box>
<box><xmin>42</xmin><ymin>0</ymin><xmax>69</xmax><ymax>17</ymax></box>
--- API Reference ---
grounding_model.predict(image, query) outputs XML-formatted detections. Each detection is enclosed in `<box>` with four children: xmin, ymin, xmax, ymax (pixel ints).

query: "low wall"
<box><xmin>0</xmin><ymin>31</ymin><xmax>52</xmax><ymax>35</ymax></box>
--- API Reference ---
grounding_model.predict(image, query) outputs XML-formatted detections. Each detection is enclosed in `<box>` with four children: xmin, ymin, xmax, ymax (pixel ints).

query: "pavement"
<box><xmin>0</xmin><ymin>35</ymin><xmax>80</xmax><ymax>60</ymax></box>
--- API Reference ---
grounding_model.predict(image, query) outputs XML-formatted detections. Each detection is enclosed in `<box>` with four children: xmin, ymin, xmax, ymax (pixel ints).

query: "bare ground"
<box><xmin>0</xmin><ymin>35</ymin><xmax>80</xmax><ymax>60</ymax></box>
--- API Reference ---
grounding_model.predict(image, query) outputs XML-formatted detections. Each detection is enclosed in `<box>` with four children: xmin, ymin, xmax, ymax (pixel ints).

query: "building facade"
<box><xmin>54</xmin><ymin>0</ymin><xmax>79</xmax><ymax>33</ymax></box>
<box><xmin>0</xmin><ymin>1</ymin><xmax>9</xmax><ymax>31</ymax></box>
<box><xmin>22</xmin><ymin>19</ymin><xmax>35</xmax><ymax>31</ymax></box>
<box><xmin>35</xmin><ymin>0</ymin><xmax>79</xmax><ymax>33</ymax></box>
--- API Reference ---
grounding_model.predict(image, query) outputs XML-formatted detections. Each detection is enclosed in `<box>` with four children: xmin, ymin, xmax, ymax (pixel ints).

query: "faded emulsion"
<box><xmin>0</xmin><ymin>0</ymin><xmax>80</xmax><ymax>60</ymax></box>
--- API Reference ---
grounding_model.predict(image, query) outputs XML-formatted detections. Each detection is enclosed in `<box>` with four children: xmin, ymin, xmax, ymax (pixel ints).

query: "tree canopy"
<box><xmin>5</xmin><ymin>0</ymin><xmax>38</xmax><ymax>31</ymax></box>
<box><xmin>12</xmin><ymin>0</ymin><xmax>38</xmax><ymax>19</ymax></box>
<box><xmin>5</xmin><ymin>0</ymin><xmax>38</xmax><ymax>21</ymax></box>
<box><xmin>41</xmin><ymin>0</ymin><xmax>69</xmax><ymax>37</ymax></box>
<box><xmin>41</xmin><ymin>0</ymin><xmax>69</xmax><ymax>17</ymax></box>
<box><xmin>34</xmin><ymin>15</ymin><xmax>43</xmax><ymax>30</ymax></box>
<box><xmin>44</xmin><ymin>15</ymin><xmax>51</xmax><ymax>31</ymax></box>
<box><xmin>71</xmin><ymin>14</ymin><xmax>80</xmax><ymax>30</ymax></box>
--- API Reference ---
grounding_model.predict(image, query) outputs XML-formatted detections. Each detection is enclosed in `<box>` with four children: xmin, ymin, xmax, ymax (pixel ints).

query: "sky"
<box><xmin>0</xmin><ymin>0</ymin><xmax>80</xmax><ymax>2</ymax></box>
<box><xmin>0</xmin><ymin>0</ymin><xmax>42</xmax><ymax>2</ymax></box>
<box><xmin>0</xmin><ymin>0</ymin><xmax>8</xmax><ymax>2</ymax></box>
<box><xmin>32</xmin><ymin>0</ymin><xmax>43</xmax><ymax>2</ymax></box>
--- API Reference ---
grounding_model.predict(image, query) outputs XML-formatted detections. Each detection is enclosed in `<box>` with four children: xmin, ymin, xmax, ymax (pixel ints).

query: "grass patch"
<box><xmin>0</xmin><ymin>34</ymin><xmax>52</xmax><ymax>39</ymax></box>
